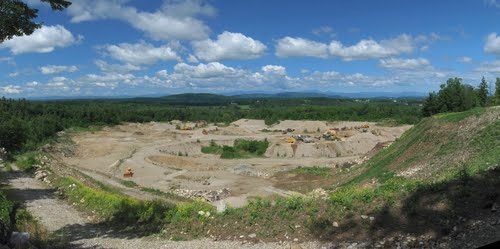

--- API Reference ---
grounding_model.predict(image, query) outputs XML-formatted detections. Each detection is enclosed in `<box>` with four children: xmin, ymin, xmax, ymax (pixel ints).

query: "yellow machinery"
<box><xmin>286</xmin><ymin>138</ymin><xmax>296</xmax><ymax>143</ymax></box>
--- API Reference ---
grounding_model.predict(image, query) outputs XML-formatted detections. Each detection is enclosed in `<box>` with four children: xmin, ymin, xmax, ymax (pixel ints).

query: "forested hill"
<box><xmin>0</xmin><ymin>96</ymin><xmax>422</xmax><ymax>153</ymax></box>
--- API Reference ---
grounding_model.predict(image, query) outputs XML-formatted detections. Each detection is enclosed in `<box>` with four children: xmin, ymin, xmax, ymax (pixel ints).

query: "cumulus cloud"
<box><xmin>192</xmin><ymin>31</ymin><xmax>267</xmax><ymax>61</ymax></box>
<box><xmin>275</xmin><ymin>37</ymin><xmax>328</xmax><ymax>58</ymax></box>
<box><xmin>485</xmin><ymin>33</ymin><xmax>500</xmax><ymax>55</ymax></box>
<box><xmin>329</xmin><ymin>34</ymin><xmax>414</xmax><ymax>60</ymax></box>
<box><xmin>0</xmin><ymin>25</ymin><xmax>80</xmax><ymax>54</ymax></box>
<box><xmin>458</xmin><ymin>56</ymin><xmax>473</xmax><ymax>64</ymax></box>
<box><xmin>262</xmin><ymin>65</ymin><xmax>286</xmax><ymax>76</ymax></box>
<box><xmin>102</xmin><ymin>42</ymin><xmax>180</xmax><ymax>65</ymax></box>
<box><xmin>275</xmin><ymin>33</ymin><xmax>447</xmax><ymax>61</ymax></box>
<box><xmin>475</xmin><ymin>60</ymin><xmax>500</xmax><ymax>73</ymax></box>
<box><xmin>379</xmin><ymin>58</ymin><xmax>431</xmax><ymax>70</ymax></box>
<box><xmin>0</xmin><ymin>85</ymin><xmax>22</xmax><ymax>94</ymax></box>
<box><xmin>276</xmin><ymin>34</ymin><xmax>420</xmax><ymax>60</ymax></box>
<box><xmin>95</xmin><ymin>60</ymin><xmax>142</xmax><ymax>73</ymax></box>
<box><xmin>173</xmin><ymin>62</ymin><xmax>246</xmax><ymax>79</ymax></box>
<box><xmin>66</xmin><ymin>0</ymin><xmax>212</xmax><ymax>41</ymax></box>
<box><xmin>40</xmin><ymin>65</ymin><xmax>79</xmax><ymax>74</ymax></box>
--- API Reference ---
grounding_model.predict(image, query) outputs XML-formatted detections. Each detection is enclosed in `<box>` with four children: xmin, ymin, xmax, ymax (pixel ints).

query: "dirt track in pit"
<box><xmin>53</xmin><ymin>119</ymin><xmax>411</xmax><ymax>208</ymax></box>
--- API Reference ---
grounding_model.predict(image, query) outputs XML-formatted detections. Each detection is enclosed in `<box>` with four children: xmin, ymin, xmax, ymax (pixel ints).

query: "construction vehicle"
<box><xmin>286</xmin><ymin>138</ymin><xmax>296</xmax><ymax>143</ymax></box>
<box><xmin>123</xmin><ymin>167</ymin><xmax>134</xmax><ymax>178</ymax></box>
<box><xmin>181</xmin><ymin>125</ymin><xmax>193</xmax><ymax>130</ymax></box>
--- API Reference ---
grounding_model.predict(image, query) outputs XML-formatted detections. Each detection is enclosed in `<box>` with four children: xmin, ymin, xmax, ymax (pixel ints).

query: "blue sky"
<box><xmin>1</xmin><ymin>0</ymin><xmax>500</xmax><ymax>98</ymax></box>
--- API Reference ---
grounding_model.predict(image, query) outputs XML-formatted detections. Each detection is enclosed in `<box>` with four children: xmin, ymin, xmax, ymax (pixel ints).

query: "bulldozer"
<box><xmin>123</xmin><ymin>167</ymin><xmax>134</xmax><ymax>178</ymax></box>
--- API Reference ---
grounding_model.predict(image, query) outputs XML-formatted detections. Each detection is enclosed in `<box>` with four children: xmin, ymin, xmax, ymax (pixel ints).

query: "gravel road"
<box><xmin>4</xmin><ymin>166</ymin><xmax>331</xmax><ymax>249</ymax></box>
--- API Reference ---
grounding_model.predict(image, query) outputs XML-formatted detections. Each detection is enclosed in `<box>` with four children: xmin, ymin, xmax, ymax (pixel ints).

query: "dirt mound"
<box><xmin>231</xmin><ymin>119</ymin><xmax>267</xmax><ymax>131</ymax></box>
<box><xmin>271</xmin><ymin>120</ymin><xmax>328</xmax><ymax>133</ymax></box>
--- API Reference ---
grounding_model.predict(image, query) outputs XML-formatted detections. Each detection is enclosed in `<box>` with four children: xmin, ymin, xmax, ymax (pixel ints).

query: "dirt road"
<box><xmin>3</xmin><ymin>166</ymin><xmax>331</xmax><ymax>249</ymax></box>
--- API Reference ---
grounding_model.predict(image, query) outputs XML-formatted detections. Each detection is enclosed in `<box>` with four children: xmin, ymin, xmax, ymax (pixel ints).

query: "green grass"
<box><xmin>120</xmin><ymin>180</ymin><xmax>138</xmax><ymax>188</ymax></box>
<box><xmin>291</xmin><ymin>166</ymin><xmax>332</xmax><ymax>177</ymax></box>
<box><xmin>14</xmin><ymin>151</ymin><xmax>39</xmax><ymax>173</ymax></box>
<box><xmin>436</xmin><ymin>107</ymin><xmax>486</xmax><ymax>122</ymax></box>
<box><xmin>201</xmin><ymin>140</ymin><xmax>223</xmax><ymax>155</ymax></box>
<box><xmin>141</xmin><ymin>187</ymin><xmax>189</xmax><ymax>202</ymax></box>
<box><xmin>220</xmin><ymin>139</ymin><xmax>269</xmax><ymax>159</ymax></box>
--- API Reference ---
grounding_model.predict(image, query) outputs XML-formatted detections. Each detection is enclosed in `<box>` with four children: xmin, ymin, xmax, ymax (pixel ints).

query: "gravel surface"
<box><xmin>4</xmin><ymin>166</ymin><xmax>332</xmax><ymax>249</ymax></box>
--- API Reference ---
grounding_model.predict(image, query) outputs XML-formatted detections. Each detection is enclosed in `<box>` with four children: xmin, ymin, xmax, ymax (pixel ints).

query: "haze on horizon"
<box><xmin>1</xmin><ymin>0</ymin><xmax>500</xmax><ymax>98</ymax></box>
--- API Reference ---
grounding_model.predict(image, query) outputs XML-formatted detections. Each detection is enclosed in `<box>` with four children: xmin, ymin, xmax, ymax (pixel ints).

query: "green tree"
<box><xmin>496</xmin><ymin>78</ymin><xmax>500</xmax><ymax>105</ymax></box>
<box><xmin>478</xmin><ymin>77</ymin><xmax>489</xmax><ymax>107</ymax></box>
<box><xmin>0</xmin><ymin>0</ymin><xmax>71</xmax><ymax>42</ymax></box>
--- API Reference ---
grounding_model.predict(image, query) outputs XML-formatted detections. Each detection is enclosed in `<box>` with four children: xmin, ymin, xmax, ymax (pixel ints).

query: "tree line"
<box><xmin>422</xmin><ymin>77</ymin><xmax>500</xmax><ymax>116</ymax></box>
<box><xmin>0</xmin><ymin>97</ymin><xmax>421</xmax><ymax>154</ymax></box>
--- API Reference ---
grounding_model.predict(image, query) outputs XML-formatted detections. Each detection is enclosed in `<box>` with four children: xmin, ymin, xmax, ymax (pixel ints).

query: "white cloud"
<box><xmin>173</xmin><ymin>62</ymin><xmax>246</xmax><ymax>79</ymax></box>
<box><xmin>458</xmin><ymin>57</ymin><xmax>473</xmax><ymax>64</ymax></box>
<box><xmin>67</xmin><ymin>0</ymin><xmax>212</xmax><ymax>41</ymax></box>
<box><xmin>187</xmin><ymin>54</ymin><xmax>199</xmax><ymax>63</ymax></box>
<box><xmin>95</xmin><ymin>60</ymin><xmax>142</xmax><ymax>73</ymax></box>
<box><xmin>276</xmin><ymin>34</ymin><xmax>420</xmax><ymax>60</ymax></box>
<box><xmin>275</xmin><ymin>37</ymin><xmax>328</xmax><ymax>58</ymax></box>
<box><xmin>0</xmin><ymin>85</ymin><xmax>22</xmax><ymax>94</ymax></box>
<box><xmin>486</xmin><ymin>0</ymin><xmax>500</xmax><ymax>8</ymax></box>
<box><xmin>379</xmin><ymin>58</ymin><xmax>431</xmax><ymax>70</ymax></box>
<box><xmin>262</xmin><ymin>65</ymin><xmax>286</xmax><ymax>76</ymax></box>
<box><xmin>192</xmin><ymin>31</ymin><xmax>267</xmax><ymax>61</ymax></box>
<box><xmin>9</xmin><ymin>72</ymin><xmax>19</xmax><ymax>77</ymax></box>
<box><xmin>156</xmin><ymin>70</ymin><xmax>169</xmax><ymax>78</ymax></box>
<box><xmin>40</xmin><ymin>65</ymin><xmax>79</xmax><ymax>74</ymax></box>
<box><xmin>329</xmin><ymin>34</ymin><xmax>415</xmax><ymax>60</ymax></box>
<box><xmin>27</xmin><ymin>81</ymin><xmax>39</xmax><ymax>87</ymax></box>
<box><xmin>0</xmin><ymin>25</ymin><xmax>79</xmax><ymax>54</ymax></box>
<box><xmin>312</xmin><ymin>26</ymin><xmax>335</xmax><ymax>37</ymax></box>
<box><xmin>485</xmin><ymin>33</ymin><xmax>500</xmax><ymax>55</ymax></box>
<box><xmin>103</xmin><ymin>42</ymin><xmax>180</xmax><ymax>65</ymax></box>
<box><xmin>476</xmin><ymin>60</ymin><xmax>500</xmax><ymax>73</ymax></box>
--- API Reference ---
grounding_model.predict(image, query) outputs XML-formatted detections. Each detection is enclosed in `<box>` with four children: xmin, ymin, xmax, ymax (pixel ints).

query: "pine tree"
<box><xmin>478</xmin><ymin>77</ymin><xmax>489</xmax><ymax>107</ymax></box>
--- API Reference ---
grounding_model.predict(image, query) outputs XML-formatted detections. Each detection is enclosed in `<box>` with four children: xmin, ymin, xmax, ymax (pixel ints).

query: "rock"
<box><xmin>369</xmin><ymin>216</ymin><xmax>375</xmax><ymax>221</ymax></box>
<box><xmin>332</xmin><ymin>221</ymin><xmax>339</xmax><ymax>227</ymax></box>
<box><xmin>216</xmin><ymin>200</ymin><xmax>227</xmax><ymax>213</ymax></box>
<box><xmin>491</xmin><ymin>203</ymin><xmax>498</xmax><ymax>212</ymax></box>
<box><xmin>293</xmin><ymin>238</ymin><xmax>298</xmax><ymax>242</ymax></box>
<box><xmin>290</xmin><ymin>244</ymin><xmax>302</xmax><ymax>249</ymax></box>
<box><xmin>10</xmin><ymin>232</ymin><xmax>30</xmax><ymax>249</ymax></box>
<box><xmin>361</xmin><ymin>215</ymin><xmax>368</xmax><ymax>219</ymax></box>
<box><xmin>248</xmin><ymin>233</ymin><xmax>256</xmax><ymax>238</ymax></box>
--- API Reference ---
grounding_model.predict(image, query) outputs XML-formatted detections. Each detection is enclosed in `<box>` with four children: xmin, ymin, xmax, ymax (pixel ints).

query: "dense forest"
<box><xmin>422</xmin><ymin>77</ymin><xmax>500</xmax><ymax>116</ymax></box>
<box><xmin>0</xmin><ymin>95</ymin><xmax>421</xmax><ymax>154</ymax></box>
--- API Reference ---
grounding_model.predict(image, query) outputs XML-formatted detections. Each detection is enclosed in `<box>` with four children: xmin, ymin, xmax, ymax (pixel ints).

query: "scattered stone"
<box><xmin>369</xmin><ymin>216</ymin><xmax>375</xmax><ymax>221</ymax></box>
<box><xmin>332</xmin><ymin>221</ymin><xmax>339</xmax><ymax>227</ymax></box>
<box><xmin>248</xmin><ymin>233</ymin><xmax>256</xmax><ymax>239</ymax></box>
<box><xmin>361</xmin><ymin>215</ymin><xmax>368</xmax><ymax>219</ymax></box>
<box><xmin>290</xmin><ymin>244</ymin><xmax>302</xmax><ymax>249</ymax></box>
<box><xmin>174</xmin><ymin>188</ymin><xmax>230</xmax><ymax>202</ymax></box>
<box><xmin>293</xmin><ymin>238</ymin><xmax>298</xmax><ymax>242</ymax></box>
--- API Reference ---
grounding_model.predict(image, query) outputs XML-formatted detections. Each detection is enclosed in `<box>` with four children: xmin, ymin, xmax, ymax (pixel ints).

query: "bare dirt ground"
<box><xmin>56</xmin><ymin>119</ymin><xmax>411</xmax><ymax>207</ymax></box>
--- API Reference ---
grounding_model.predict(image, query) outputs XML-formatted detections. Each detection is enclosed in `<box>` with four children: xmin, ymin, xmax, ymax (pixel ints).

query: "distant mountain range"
<box><xmin>27</xmin><ymin>91</ymin><xmax>427</xmax><ymax>101</ymax></box>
